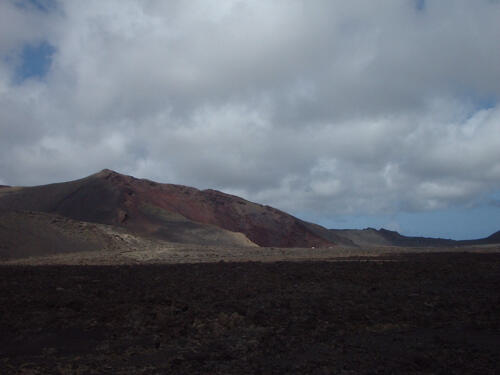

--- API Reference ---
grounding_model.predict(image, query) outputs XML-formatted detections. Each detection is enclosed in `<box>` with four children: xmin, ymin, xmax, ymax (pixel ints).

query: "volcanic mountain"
<box><xmin>0</xmin><ymin>169</ymin><xmax>337</xmax><ymax>248</ymax></box>
<box><xmin>1</xmin><ymin>170</ymin><xmax>499</xmax><ymax>259</ymax></box>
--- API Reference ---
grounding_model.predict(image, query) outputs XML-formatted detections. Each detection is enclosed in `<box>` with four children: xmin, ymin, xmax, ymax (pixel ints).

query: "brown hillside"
<box><xmin>0</xmin><ymin>169</ymin><xmax>334</xmax><ymax>247</ymax></box>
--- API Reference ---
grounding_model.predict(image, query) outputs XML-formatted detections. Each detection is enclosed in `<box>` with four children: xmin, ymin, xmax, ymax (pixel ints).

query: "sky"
<box><xmin>1</xmin><ymin>0</ymin><xmax>500</xmax><ymax>240</ymax></box>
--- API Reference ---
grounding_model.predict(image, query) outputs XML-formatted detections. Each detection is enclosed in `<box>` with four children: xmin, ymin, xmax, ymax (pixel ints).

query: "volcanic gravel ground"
<box><xmin>1</xmin><ymin>253</ymin><xmax>499</xmax><ymax>374</ymax></box>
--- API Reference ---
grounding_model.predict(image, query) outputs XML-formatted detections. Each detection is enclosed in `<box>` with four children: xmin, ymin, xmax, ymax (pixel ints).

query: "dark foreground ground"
<box><xmin>1</xmin><ymin>253</ymin><xmax>499</xmax><ymax>374</ymax></box>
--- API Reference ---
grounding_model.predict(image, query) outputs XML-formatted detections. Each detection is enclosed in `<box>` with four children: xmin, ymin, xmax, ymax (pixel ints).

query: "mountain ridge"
<box><xmin>1</xmin><ymin>169</ymin><xmax>499</xmax><ymax>255</ymax></box>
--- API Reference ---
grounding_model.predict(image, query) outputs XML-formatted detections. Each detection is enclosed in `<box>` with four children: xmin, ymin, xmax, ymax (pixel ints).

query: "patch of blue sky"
<box><xmin>457</xmin><ymin>92</ymin><xmax>498</xmax><ymax>122</ymax></box>
<box><xmin>14</xmin><ymin>41</ymin><xmax>55</xmax><ymax>82</ymax></box>
<box><xmin>13</xmin><ymin>0</ymin><xmax>57</xmax><ymax>13</ymax></box>
<box><xmin>474</xmin><ymin>96</ymin><xmax>497</xmax><ymax>111</ymax></box>
<box><xmin>414</xmin><ymin>0</ymin><xmax>425</xmax><ymax>11</ymax></box>
<box><xmin>489</xmin><ymin>190</ymin><xmax>500</xmax><ymax>207</ymax></box>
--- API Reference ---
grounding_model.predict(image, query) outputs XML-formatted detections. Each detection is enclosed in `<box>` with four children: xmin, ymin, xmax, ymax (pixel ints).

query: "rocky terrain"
<box><xmin>1</xmin><ymin>253</ymin><xmax>499</xmax><ymax>374</ymax></box>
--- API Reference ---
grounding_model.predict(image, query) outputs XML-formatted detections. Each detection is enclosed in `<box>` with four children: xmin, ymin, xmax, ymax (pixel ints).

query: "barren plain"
<box><xmin>1</xmin><ymin>251</ymin><xmax>500</xmax><ymax>374</ymax></box>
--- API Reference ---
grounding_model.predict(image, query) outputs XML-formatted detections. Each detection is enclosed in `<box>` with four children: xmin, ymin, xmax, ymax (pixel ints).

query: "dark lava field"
<box><xmin>1</xmin><ymin>253</ymin><xmax>499</xmax><ymax>374</ymax></box>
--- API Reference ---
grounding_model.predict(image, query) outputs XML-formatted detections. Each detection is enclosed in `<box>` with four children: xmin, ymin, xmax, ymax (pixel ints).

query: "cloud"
<box><xmin>1</xmin><ymin>0</ymin><xmax>500</xmax><ymax>224</ymax></box>
<box><xmin>0</xmin><ymin>1</ymin><xmax>48</xmax><ymax>54</ymax></box>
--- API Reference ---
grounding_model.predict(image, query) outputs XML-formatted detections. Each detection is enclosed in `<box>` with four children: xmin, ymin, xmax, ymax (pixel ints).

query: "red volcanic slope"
<box><xmin>0</xmin><ymin>169</ymin><xmax>335</xmax><ymax>248</ymax></box>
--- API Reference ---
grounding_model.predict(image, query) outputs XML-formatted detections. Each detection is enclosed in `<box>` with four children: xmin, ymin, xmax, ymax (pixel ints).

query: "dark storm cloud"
<box><xmin>1</xmin><ymin>0</ymin><xmax>500</xmax><ymax>220</ymax></box>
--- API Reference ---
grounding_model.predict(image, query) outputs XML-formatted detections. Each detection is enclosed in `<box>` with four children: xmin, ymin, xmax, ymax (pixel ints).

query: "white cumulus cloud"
<box><xmin>1</xmin><ymin>0</ymin><xmax>500</xmax><ymax>227</ymax></box>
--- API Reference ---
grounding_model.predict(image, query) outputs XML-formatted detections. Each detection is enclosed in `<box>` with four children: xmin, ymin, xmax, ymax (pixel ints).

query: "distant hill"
<box><xmin>327</xmin><ymin>227</ymin><xmax>456</xmax><ymax>247</ymax></box>
<box><xmin>457</xmin><ymin>230</ymin><xmax>500</xmax><ymax>246</ymax></box>
<box><xmin>485</xmin><ymin>230</ymin><xmax>500</xmax><ymax>242</ymax></box>
<box><xmin>325</xmin><ymin>227</ymin><xmax>500</xmax><ymax>248</ymax></box>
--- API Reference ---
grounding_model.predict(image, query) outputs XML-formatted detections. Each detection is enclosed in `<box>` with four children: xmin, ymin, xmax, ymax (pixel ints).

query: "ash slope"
<box><xmin>0</xmin><ymin>210</ymin><xmax>158</xmax><ymax>260</ymax></box>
